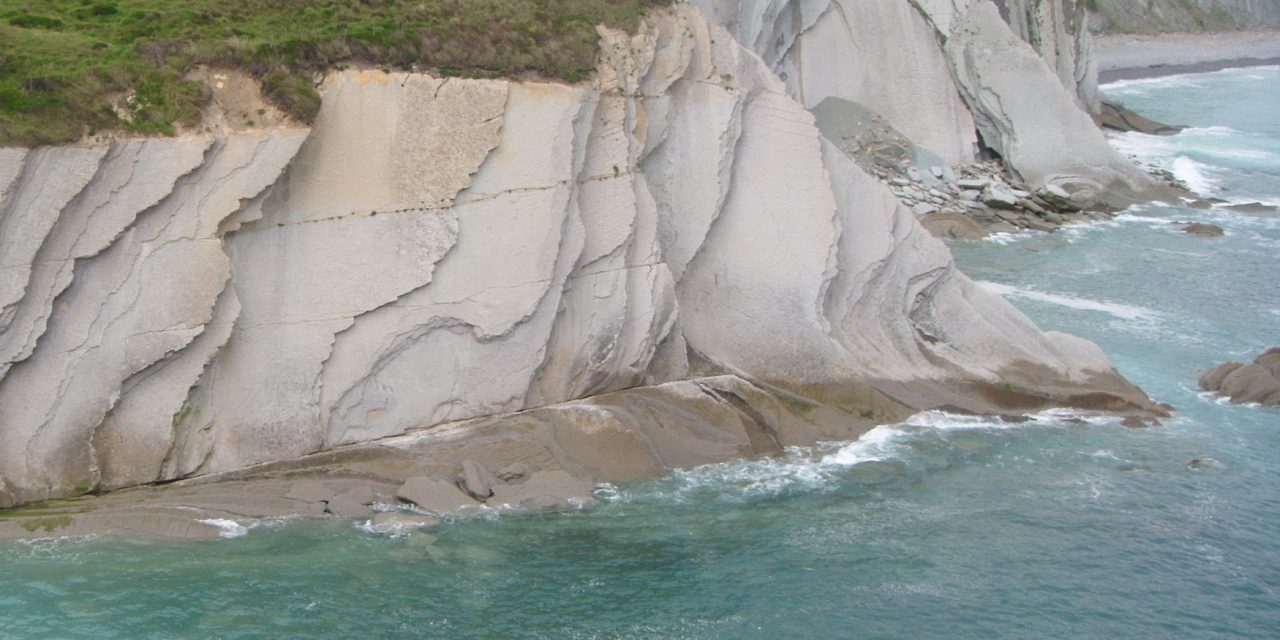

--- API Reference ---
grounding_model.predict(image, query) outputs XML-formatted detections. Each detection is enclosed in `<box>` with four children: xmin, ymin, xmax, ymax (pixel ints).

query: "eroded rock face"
<box><xmin>0</xmin><ymin>5</ymin><xmax>1156</xmax><ymax>508</ymax></box>
<box><xmin>923</xmin><ymin>1</ymin><xmax>1163</xmax><ymax>201</ymax></box>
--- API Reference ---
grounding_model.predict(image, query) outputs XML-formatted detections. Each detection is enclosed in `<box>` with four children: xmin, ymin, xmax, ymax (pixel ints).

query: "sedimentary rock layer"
<box><xmin>0</xmin><ymin>5</ymin><xmax>1156</xmax><ymax>508</ymax></box>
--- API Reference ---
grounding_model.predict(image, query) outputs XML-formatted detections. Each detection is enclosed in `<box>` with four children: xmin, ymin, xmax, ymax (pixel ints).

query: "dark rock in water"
<box><xmin>919</xmin><ymin>213</ymin><xmax>988</xmax><ymax>240</ymax></box>
<box><xmin>1224</xmin><ymin>202</ymin><xmax>1278</xmax><ymax>214</ymax></box>
<box><xmin>1187</xmin><ymin>459</ymin><xmax>1203</xmax><ymax>470</ymax></box>
<box><xmin>1200</xmin><ymin>362</ymin><xmax>1244</xmax><ymax>391</ymax></box>
<box><xmin>1095</xmin><ymin>101</ymin><xmax>1185</xmax><ymax>136</ymax></box>
<box><xmin>1121</xmin><ymin>416</ymin><xmax>1160</xmax><ymax>429</ymax></box>
<box><xmin>1199</xmin><ymin>348</ymin><xmax>1280</xmax><ymax>407</ymax></box>
<box><xmin>1186</xmin><ymin>199</ymin><xmax>1213</xmax><ymax>210</ymax></box>
<box><xmin>1181</xmin><ymin>223</ymin><xmax>1224</xmax><ymax>237</ymax></box>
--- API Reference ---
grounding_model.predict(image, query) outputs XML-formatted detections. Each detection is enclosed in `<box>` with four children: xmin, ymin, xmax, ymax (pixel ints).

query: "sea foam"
<box><xmin>976</xmin><ymin>281</ymin><xmax>1158</xmax><ymax>321</ymax></box>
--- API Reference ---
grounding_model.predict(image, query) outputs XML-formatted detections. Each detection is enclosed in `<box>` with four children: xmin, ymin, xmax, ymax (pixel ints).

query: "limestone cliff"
<box><xmin>0</xmin><ymin>5</ymin><xmax>1156</xmax><ymax>508</ymax></box>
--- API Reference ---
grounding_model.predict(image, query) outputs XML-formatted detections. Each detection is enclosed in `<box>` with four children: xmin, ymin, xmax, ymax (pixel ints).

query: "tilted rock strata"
<box><xmin>0</xmin><ymin>6</ymin><xmax>1156</xmax><ymax>509</ymax></box>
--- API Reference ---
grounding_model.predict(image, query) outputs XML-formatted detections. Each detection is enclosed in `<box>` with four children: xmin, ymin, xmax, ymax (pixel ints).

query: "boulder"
<box><xmin>1121</xmin><ymin>416</ymin><xmax>1159</xmax><ymax>429</ymax></box>
<box><xmin>369</xmin><ymin>512</ymin><xmax>439</xmax><ymax>534</ymax></box>
<box><xmin>1220</xmin><ymin>364</ymin><xmax>1280</xmax><ymax>405</ymax></box>
<box><xmin>495</xmin><ymin>463</ymin><xmax>531</xmax><ymax>484</ymax></box>
<box><xmin>982</xmin><ymin>185</ymin><xmax>1020</xmax><ymax>209</ymax></box>
<box><xmin>1037</xmin><ymin>185</ymin><xmax>1082</xmax><ymax>212</ymax></box>
<box><xmin>326</xmin><ymin>494</ymin><xmax>375</xmax><ymax>519</ymax></box>
<box><xmin>1200</xmin><ymin>349</ymin><xmax>1280</xmax><ymax>407</ymax></box>
<box><xmin>1182</xmin><ymin>223</ymin><xmax>1224</xmax><ymax>237</ymax></box>
<box><xmin>456</xmin><ymin>459</ymin><xmax>500</xmax><ymax>501</ymax></box>
<box><xmin>912</xmin><ymin>202</ymin><xmax>939</xmax><ymax>216</ymax></box>
<box><xmin>488</xmin><ymin>470</ymin><xmax>594</xmax><ymax>511</ymax></box>
<box><xmin>396</xmin><ymin>476</ymin><xmax>480</xmax><ymax>512</ymax></box>
<box><xmin>1257</xmin><ymin>348</ymin><xmax>1280</xmax><ymax>377</ymax></box>
<box><xmin>1199</xmin><ymin>362</ymin><xmax>1243</xmax><ymax>391</ymax></box>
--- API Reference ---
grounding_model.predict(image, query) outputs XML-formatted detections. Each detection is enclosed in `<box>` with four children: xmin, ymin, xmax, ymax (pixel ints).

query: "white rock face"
<box><xmin>920</xmin><ymin>0</ymin><xmax>1159</xmax><ymax>197</ymax></box>
<box><xmin>995</xmin><ymin>0</ymin><xmax>1100</xmax><ymax>113</ymax></box>
<box><xmin>0</xmin><ymin>5</ymin><xmax>1151</xmax><ymax>507</ymax></box>
<box><xmin>692</xmin><ymin>0</ymin><xmax>979</xmax><ymax>166</ymax></box>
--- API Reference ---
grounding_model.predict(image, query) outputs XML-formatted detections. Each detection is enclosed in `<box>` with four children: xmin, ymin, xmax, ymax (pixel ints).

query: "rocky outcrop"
<box><xmin>1089</xmin><ymin>0</ymin><xmax>1280</xmax><ymax>32</ymax></box>
<box><xmin>992</xmin><ymin>0</ymin><xmax>1100</xmax><ymax>113</ymax></box>
<box><xmin>1200</xmin><ymin>348</ymin><xmax>1280</xmax><ymax>406</ymax></box>
<box><xmin>0</xmin><ymin>5</ymin><xmax>1159</xmax><ymax>510</ymax></box>
<box><xmin>696</xmin><ymin>0</ymin><xmax>1165</xmax><ymax>208</ymax></box>
<box><xmin>917</xmin><ymin>0</ymin><xmax>1165</xmax><ymax>204</ymax></box>
<box><xmin>1096</xmin><ymin>102</ymin><xmax>1185</xmax><ymax>136</ymax></box>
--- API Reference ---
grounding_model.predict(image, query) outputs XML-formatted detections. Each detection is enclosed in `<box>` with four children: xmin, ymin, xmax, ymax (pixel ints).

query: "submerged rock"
<box><xmin>1181</xmin><ymin>223</ymin><xmax>1225</xmax><ymax>237</ymax></box>
<box><xmin>488</xmin><ymin>470</ymin><xmax>595</xmax><ymax>511</ymax></box>
<box><xmin>370</xmin><ymin>512</ymin><xmax>439</xmax><ymax>534</ymax></box>
<box><xmin>1225</xmin><ymin>202</ymin><xmax>1278</xmax><ymax>214</ymax></box>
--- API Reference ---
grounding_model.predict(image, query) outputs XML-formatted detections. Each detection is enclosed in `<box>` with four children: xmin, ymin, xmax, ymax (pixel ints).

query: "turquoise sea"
<box><xmin>2</xmin><ymin>67</ymin><xmax>1278</xmax><ymax>639</ymax></box>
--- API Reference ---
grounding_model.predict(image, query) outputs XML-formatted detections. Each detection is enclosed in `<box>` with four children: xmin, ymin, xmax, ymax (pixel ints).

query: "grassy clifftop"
<box><xmin>0</xmin><ymin>0</ymin><xmax>668</xmax><ymax>147</ymax></box>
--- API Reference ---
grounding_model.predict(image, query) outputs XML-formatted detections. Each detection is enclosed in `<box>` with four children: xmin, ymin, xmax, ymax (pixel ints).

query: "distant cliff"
<box><xmin>1089</xmin><ymin>0</ymin><xmax>1280</xmax><ymax>32</ymax></box>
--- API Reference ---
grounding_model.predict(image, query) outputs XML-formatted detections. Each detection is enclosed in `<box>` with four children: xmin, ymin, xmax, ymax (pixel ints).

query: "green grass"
<box><xmin>0</xmin><ymin>0</ymin><xmax>669</xmax><ymax>146</ymax></box>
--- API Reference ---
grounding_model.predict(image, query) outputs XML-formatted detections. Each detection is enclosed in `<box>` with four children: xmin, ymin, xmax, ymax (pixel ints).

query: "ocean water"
<box><xmin>2</xmin><ymin>68</ymin><xmax>1279</xmax><ymax>639</ymax></box>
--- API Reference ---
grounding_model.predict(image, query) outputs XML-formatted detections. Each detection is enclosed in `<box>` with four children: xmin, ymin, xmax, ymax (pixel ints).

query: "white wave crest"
<box><xmin>1172</xmin><ymin>156</ymin><xmax>1220</xmax><ymax>194</ymax></box>
<box><xmin>198</xmin><ymin>518</ymin><xmax>248</xmax><ymax>539</ymax></box>
<box><xmin>976</xmin><ymin>281</ymin><xmax>1159</xmax><ymax>321</ymax></box>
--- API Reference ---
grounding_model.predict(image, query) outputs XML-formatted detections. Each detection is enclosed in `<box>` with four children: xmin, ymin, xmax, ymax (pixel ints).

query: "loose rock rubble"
<box><xmin>869</xmin><ymin>159</ymin><xmax>1115</xmax><ymax>239</ymax></box>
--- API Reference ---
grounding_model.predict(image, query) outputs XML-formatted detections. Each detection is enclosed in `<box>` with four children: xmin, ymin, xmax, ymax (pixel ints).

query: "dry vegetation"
<box><xmin>0</xmin><ymin>0</ymin><xmax>670</xmax><ymax>146</ymax></box>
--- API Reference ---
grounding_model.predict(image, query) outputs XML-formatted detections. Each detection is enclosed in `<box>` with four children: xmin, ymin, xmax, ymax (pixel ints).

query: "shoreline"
<box><xmin>1095</xmin><ymin>30</ymin><xmax>1280</xmax><ymax>83</ymax></box>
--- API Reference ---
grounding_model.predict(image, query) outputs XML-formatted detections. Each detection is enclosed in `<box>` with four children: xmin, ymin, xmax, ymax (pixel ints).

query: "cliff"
<box><xmin>0</xmin><ymin>3</ymin><xmax>1160</xmax><ymax>511</ymax></box>
<box><xmin>1089</xmin><ymin>0</ymin><xmax>1280</xmax><ymax>32</ymax></box>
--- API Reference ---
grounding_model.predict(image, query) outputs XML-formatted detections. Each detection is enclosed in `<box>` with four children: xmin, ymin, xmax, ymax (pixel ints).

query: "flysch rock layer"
<box><xmin>914</xmin><ymin>0</ymin><xmax>1164</xmax><ymax>202</ymax></box>
<box><xmin>0</xmin><ymin>5</ymin><xmax>1158</xmax><ymax>511</ymax></box>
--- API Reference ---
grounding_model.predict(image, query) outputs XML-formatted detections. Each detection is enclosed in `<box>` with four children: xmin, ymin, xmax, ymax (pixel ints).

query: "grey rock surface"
<box><xmin>396</xmin><ymin>477</ymin><xmax>479</xmax><ymax>513</ymax></box>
